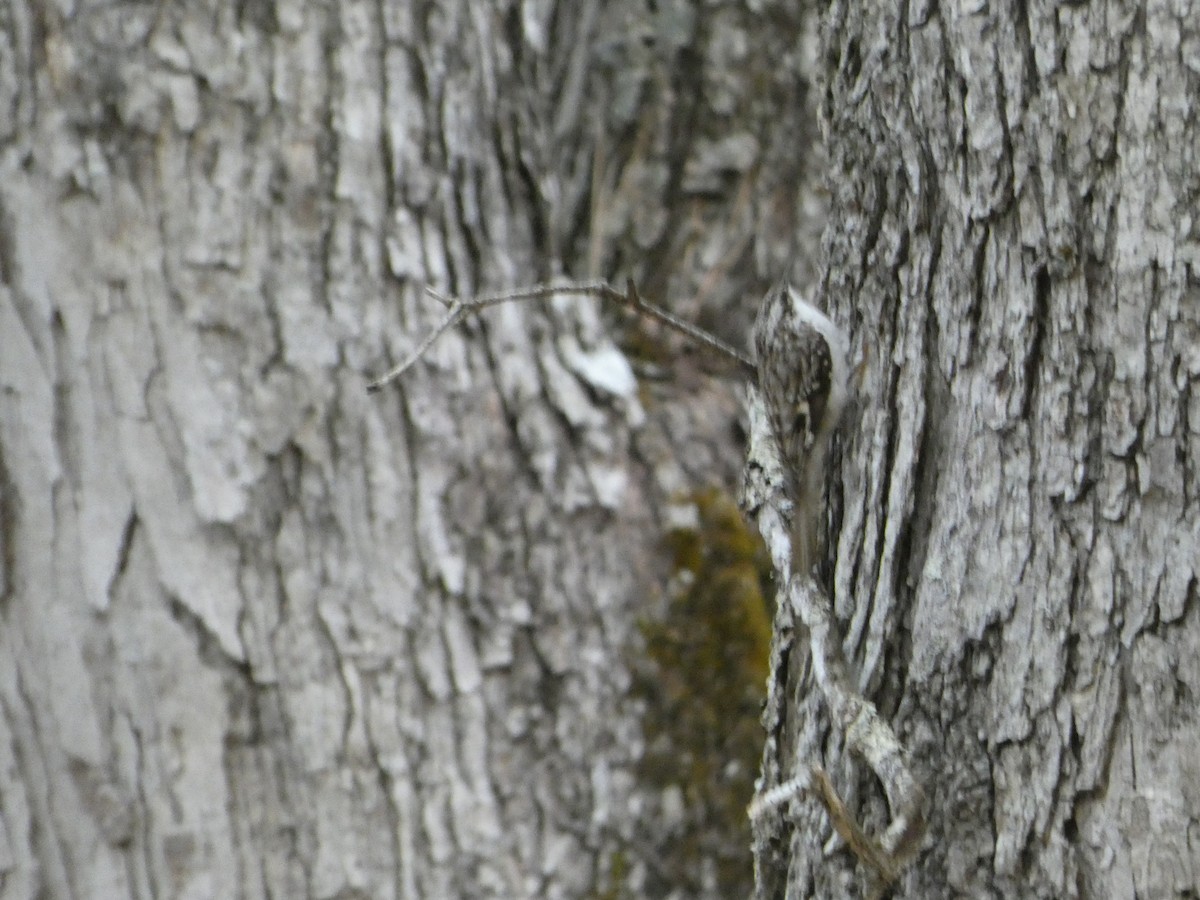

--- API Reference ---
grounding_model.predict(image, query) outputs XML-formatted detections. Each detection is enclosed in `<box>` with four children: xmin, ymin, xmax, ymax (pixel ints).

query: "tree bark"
<box><xmin>0</xmin><ymin>2</ymin><xmax>819</xmax><ymax>899</ymax></box>
<box><xmin>751</xmin><ymin>2</ymin><xmax>1200</xmax><ymax>898</ymax></box>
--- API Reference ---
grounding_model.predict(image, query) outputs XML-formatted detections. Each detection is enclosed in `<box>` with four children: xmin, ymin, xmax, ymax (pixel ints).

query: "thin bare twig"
<box><xmin>366</xmin><ymin>294</ymin><xmax>468</xmax><ymax>392</ymax></box>
<box><xmin>616</xmin><ymin>279</ymin><xmax>757</xmax><ymax>378</ymax></box>
<box><xmin>366</xmin><ymin>279</ymin><xmax>757</xmax><ymax>393</ymax></box>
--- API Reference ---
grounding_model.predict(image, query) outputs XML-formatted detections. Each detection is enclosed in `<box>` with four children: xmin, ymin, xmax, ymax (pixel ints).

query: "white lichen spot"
<box><xmin>587</xmin><ymin>464</ymin><xmax>627</xmax><ymax>510</ymax></box>
<box><xmin>562</xmin><ymin>344</ymin><xmax>637</xmax><ymax>398</ymax></box>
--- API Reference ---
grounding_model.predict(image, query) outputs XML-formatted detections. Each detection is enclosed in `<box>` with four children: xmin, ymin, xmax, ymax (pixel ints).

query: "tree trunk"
<box><xmin>0</xmin><ymin>2</ymin><xmax>820</xmax><ymax>899</ymax></box>
<box><xmin>751</xmin><ymin>2</ymin><xmax>1200</xmax><ymax>898</ymax></box>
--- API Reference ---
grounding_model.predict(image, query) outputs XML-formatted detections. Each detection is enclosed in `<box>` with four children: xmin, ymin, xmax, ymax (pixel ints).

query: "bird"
<box><xmin>753</xmin><ymin>280</ymin><xmax>851</xmax><ymax>578</ymax></box>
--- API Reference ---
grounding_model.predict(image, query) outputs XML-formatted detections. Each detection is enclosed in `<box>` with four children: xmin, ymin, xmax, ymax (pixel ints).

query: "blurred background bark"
<box><xmin>0</xmin><ymin>2</ymin><xmax>819</xmax><ymax>898</ymax></box>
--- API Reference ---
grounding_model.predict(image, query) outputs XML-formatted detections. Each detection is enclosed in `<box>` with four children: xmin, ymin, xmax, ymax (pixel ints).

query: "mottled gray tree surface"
<box><xmin>0</xmin><ymin>2</ymin><xmax>815</xmax><ymax>899</ymax></box>
<box><xmin>3</xmin><ymin>1</ymin><xmax>1196</xmax><ymax>899</ymax></box>
<box><xmin>749</xmin><ymin>1</ymin><xmax>1200</xmax><ymax>898</ymax></box>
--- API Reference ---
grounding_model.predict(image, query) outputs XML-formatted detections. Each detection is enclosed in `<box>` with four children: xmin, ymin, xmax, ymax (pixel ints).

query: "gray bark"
<box><xmin>752</xmin><ymin>2</ymin><xmax>1200</xmax><ymax>898</ymax></box>
<box><xmin>0</xmin><ymin>2</ymin><xmax>818</xmax><ymax>899</ymax></box>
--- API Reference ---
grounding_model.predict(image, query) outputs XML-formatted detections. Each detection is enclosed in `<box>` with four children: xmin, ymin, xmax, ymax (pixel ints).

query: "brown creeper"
<box><xmin>753</xmin><ymin>280</ymin><xmax>850</xmax><ymax>577</ymax></box>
